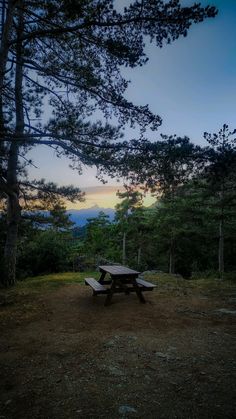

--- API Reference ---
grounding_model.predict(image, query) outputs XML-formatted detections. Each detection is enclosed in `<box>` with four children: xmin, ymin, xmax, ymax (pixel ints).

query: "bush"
<box><xmin>17</xmin><ymin>230</ymin><xmax>71</xmax><ymax>277</ymax></box>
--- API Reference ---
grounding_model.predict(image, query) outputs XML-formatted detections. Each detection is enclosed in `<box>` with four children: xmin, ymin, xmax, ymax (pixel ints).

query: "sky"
<box><xmin>28</xmin><ymin>0</ymin><xmax>236</xmax><ymax>209</ymax></box>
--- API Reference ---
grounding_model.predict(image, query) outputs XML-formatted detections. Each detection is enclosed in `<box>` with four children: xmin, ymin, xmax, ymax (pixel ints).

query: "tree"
<box><xmin>122</xmin><ymin>136</ymin><xmax>204</xmax><ymax>272</ymax></box>
<box><xmin>115</xmin><ymin>186</ymin><xmax>143</xmax><ymax>265</ymax></box>
<box><xmin>147</xmin><ymin>181</ymin><xmax>207</xmax><ymax>277</ymax></box>
<box><xmin>17</xmin><ymin>229</ymin><xmax>72</xmax><ymax>276</ymax></box>
<box><xmin>47</xmin><ymin>201</ymin><xmax>74</xmax><ymax>231</ymax></box>
<box><xmin>127</xmin><ymin>205</ymin><xmax>151</xmax><ymax>269</ymax></box>
<box><xmin>85</xmin><ymin>211</ymin><xmax>111</xmax><ymax>259</ymax></box>
<box><xmin>203</xmin><ymin>124</ymin><xmax>236</xmax><ymax>278</ymax></box>
<box><xmin>0</xmin><ymin>0</ymin><xmax>217</xmax><ymax>285</ymax></box>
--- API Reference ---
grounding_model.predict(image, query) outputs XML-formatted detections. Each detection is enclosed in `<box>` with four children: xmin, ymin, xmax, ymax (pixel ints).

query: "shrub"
<box><xmin>17</xmin><ymin>230</ymin><xmax>71</xmax><ymax>277</ymax></box>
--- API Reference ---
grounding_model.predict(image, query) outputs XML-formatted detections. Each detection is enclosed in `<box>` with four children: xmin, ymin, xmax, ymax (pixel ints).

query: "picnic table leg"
<box><xmin>116</xmin><ymin>278</ymin><xmax>130</xmax><ymax>295</ymax></box>
<box><xmin>132</xmin><ymin>278</ymin><xmax>146</xmax><ymax>304</ymax></box>
<box><xmin>98</xmin><ymin>271</ymin><xmax>106</xmax><ymax>284</ymax></box>
<box><xmin>104</xmin><ymin>279</ymin><xmax>117</xmax><ymax>306</ymax></box>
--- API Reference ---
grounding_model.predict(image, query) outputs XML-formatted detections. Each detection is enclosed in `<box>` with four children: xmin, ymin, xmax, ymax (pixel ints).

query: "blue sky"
<box><xmin>123</xmin><ymin>0</ymin><xmax>236</xmax><ymax>142</ymax></box>
<box><xmin>28</xmin><ymin>0</ymin><xmax>236</xmax><ymax>208</ymax></box>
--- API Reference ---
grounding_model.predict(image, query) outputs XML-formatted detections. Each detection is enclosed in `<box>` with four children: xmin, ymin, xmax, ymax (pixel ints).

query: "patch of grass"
<box><xmin>0</xmin><ymin>272</ymin><xmax>99</xmax><ymax>305</ymax></box>
<box><xmin>0</xmin><ymin>272</ymin><xmax>99</xmax><ymax>323</ymax></box>
<box><xmin>187</xmin><ymin>277</ymin><xmax>236</xmax><ymax>296</ymax></box>
<box><xmin>1</xmin><ymin>271</ymin><xmax>236</xmax><ymax>305</ymax></box>
<box><xmin>16</xmin><ymin>271</ymin><xmax>100</xmax><ymax>292</ymax></box>
<box><xmin>143</xmin><ymin>272</ymin><xmax>236</xmax><ymax>297</ymax></box>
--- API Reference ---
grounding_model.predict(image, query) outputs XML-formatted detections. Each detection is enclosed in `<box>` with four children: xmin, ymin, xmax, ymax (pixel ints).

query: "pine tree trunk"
<box><xmin>218</xmin><ymin>185</ymin><xmax>225</xmax><ymax>279</ymax></box>
<box><xmin>122</xmin><ymin>231</ymin><xmax>126</xmax><ymax>266</ymax></box>
<box><xmin>0</xmin><ymin>0</ymin><xmax>16</xmax><ymax>131</ymax></box>
<box><xmin>3</xmin><ymin>3</ymin><xmax>24</xmax><ymax>286</ymax></box>
<box><xmin>4</xmin><ymin>190</ymin><xmax>21</xmax><ymax>285</ymax></box>
<box><xmin>218</xmin><ymin>218</ymin><xmax>224</xmax><ymax>279</ymax></box>
<box><xmin>137</xmin><ymin>246</ymin><xmax>141</xmax><ymax>267</ymax></box>
<box><xmin>168</xmin><ymin>192</ymin><xmax>175</xmax><ymax>274</ymax></box>
<box><xmin>169</xmin><ymin>236</ymin><xmax>174</xmax><ymax>274</ymax></box>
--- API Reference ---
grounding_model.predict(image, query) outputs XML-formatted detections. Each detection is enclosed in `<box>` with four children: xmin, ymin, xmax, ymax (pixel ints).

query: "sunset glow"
<box><xmin>68</xmin><ymin>186</ymin><xmax>156</xmax><ymax>209</ymax></box>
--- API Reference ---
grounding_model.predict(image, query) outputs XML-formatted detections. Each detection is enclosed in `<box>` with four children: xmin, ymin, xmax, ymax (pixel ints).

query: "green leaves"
<box><xmin>2</xmin><ymin>0</ymin><xmax>218</xmax><ymax>173</ymax></box>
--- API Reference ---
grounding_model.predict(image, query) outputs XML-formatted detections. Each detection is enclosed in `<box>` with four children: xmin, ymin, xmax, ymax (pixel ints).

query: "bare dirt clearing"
<box><xmin>0</xmin><ymin>274</ymin><xmax>236</xmax><ymax>418</ymax></box>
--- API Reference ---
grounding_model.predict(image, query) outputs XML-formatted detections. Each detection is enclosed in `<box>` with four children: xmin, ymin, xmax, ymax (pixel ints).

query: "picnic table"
<box><xmin>85</xmin><ymin>264</ymin><xmax>156</xmax><ymax>306</ymax></box>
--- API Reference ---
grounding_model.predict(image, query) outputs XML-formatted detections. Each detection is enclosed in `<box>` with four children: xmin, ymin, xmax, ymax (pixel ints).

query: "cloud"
<box><xmin>67</xmin><ymin>184</ymin><xmax>156</xmax><ymax>210</ymax></box>
<box><xmin>81</xmin><ymin>185</ymin><xmax>124</xmax><ymax>196</ymax></box>
<box><xmin>66</xmin><ymin>184</ymin><xmax>125</xmax><ymax>209</ymax></box>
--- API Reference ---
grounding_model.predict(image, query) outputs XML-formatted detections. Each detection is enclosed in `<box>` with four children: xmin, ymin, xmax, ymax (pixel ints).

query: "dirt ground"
<box><xmin>0</xmin><ymin>274</ymin><xmax>236</xmax><ymax>419</ymax></box>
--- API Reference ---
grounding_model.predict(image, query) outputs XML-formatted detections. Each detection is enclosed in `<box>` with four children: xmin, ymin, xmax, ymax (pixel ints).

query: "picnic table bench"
<box><xmin>85</xmin><ymin>265</ymin><xmax>156</xmax><ymax>306</ymax></box>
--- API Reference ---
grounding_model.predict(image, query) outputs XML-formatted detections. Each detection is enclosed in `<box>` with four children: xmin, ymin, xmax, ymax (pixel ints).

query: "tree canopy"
<box><xmin>0</xmin><ymin>0</ymin><xmax>217</xmax><ymax>284</ymax></box>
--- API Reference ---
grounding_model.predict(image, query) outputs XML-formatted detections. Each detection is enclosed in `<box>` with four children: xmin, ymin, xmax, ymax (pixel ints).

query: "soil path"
<box><xmin>0</xmin><ymin>282</ymin><xmax>236</xmax><ymax>418</ymax></box>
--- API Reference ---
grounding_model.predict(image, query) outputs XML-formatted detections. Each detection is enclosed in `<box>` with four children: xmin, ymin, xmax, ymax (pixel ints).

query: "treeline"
<box><xmin>1</xmin><ymin>125</ymin><xmax>235</xmax><ymax>280</ymax></box>
<box><xmin>81</xmin><ymin>176</ymin><xmax>236</xmax><ymax>278</ymax></box>
<box><xmin>88</xmin><ymin>125</ymin><xmax>236</xmax><ymax>278</ymax></box>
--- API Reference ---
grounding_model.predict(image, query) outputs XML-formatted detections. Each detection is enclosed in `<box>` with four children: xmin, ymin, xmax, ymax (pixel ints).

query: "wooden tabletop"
<box><xmin>99</xmin><ymin>265</ymin><xmax>140</xmax><ymax>276</ymax></box>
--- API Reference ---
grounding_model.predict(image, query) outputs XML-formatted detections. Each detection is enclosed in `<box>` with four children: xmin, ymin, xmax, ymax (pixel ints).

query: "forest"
<box><xmin>0</xmin><ymin>0</ymin><xmax>235</xmax><ymax>286</ymax></box>
<box><xmin>1</xmin><ymin>124</ymin><xmax>235</xmax><ymax>281</ymax></box>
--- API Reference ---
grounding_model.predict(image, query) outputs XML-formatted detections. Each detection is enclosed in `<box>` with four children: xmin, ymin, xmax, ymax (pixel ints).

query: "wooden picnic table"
<box><xmin>85</xmin><ymin>264</ymin><xmax>156</xmax><ymax>306</ymax></box>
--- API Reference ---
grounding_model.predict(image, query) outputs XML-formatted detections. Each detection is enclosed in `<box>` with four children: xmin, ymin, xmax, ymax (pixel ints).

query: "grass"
<box><xmin>17</xmin><ymin>271</ymin><xmax>100</xmax><ymax>291</ymax></box>
<box><xmin>1</xmin><ymin>271</ymin><xmax>236</xmax><ymax>328</ymax></box>
<box><xmin>143</xmin><ymin>272</ymin><xmax>236</xmax><ymax>296</ymax></box>
<box><xmin>0</xmin><ymin>271</ymin><xmax>99</xmax><ymax>306</ymax></box>
<box><xmin>1</xmin><ymin>271</ymin><xmax>236</xmax><ymax>303</ymax></box>
<box><xmin>0</xmin><ymin>272</ymin><xmax>99</xmax><ymax>323</ymax></box>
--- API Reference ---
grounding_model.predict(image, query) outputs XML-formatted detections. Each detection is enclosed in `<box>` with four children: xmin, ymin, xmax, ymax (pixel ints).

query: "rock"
<box><xmin>118</xmin><ymin>405</ymin><xmax>137</xmax><ymax>415</ymax></box>
<box><xmin>217</xmin><ymin>309</ymin><xmax>236</xmax><ymax>315</ymax></box>
<box><xmin>168</xmin><ymin>346</ymin><xmax>177</xmax><ymax>351</ymax></box>
<box><xmin>104</xmin><ymin>339</ymin><xmax>116</xmax><ymax>348</ymax></box>
<box><xmin>155</xmin><ymin>352</ymin><xmax>170</xmax><ymax>360</ymax></box>
<box><xmin>104</xmin><ymin>335</ymin><xmax>126</xmax><ymax>348</ymax></box>
<box><xmin>108</xmin><ymin>366</ymin><xmax>124</xmax><ymax>376</ymax></box>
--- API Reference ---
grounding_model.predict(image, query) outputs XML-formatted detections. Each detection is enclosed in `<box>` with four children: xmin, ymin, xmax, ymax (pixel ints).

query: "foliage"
<box><xmin>17</xmin><ymin>230</ymin><xmax>72</xmax><ymax>277</ymax></box>
<box><xmin>0</xmin><ymin>0</ymin><xmax>217</xmax><ymax>285</ymax></box>
<box><xmin>77</xmin><ymin>128</ymin><xmax>236</xmax><ymax>277</ymax></box>
<box><xmin>1</xmin><ymin>125</ymin><xmax>235</xmax><ymax>281</ymax></box>
<box><xmin>1</xmin><ymin>0</ymin><xmax>217</xmax><ymax>191</ymax></box>
<box><xmin>202</xmin><ymin>125</ymin><xmax>236</xmax><ymax>276</ymax></box>
<box><xmin>83</xmin><ymin>211</ymin><xmax>120</xmax><ymax>265</ymax></box>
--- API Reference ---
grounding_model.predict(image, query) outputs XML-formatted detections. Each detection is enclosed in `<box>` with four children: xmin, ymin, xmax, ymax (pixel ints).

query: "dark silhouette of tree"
<box><xmin>0</xmin><ymin>0</ymin><xmax>217</xmax><ymax>285</ymax></box>
<box><xmin>203</xmin><ymin>124</ymin><xmax>236</xmax><ymax>278</ymax></box>
<box><xmin>115</xmin><ymin>186</ymin><xmax>143</xmax><ymax>265</ymax></box>
<box><xmin>119</xmin><ymin>135</ymin><xmax>204</xmax><ymax>272</ymax></box>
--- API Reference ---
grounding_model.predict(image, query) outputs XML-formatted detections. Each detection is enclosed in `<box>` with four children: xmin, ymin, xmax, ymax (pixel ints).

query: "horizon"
<box><xmin>67</xmin><ymin>186</ymin><xmax>156</xmax><ymax>210</ymax></box>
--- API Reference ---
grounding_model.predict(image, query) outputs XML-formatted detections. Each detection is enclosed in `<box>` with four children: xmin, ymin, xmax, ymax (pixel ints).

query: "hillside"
<box><xmin>68</xmin><ymin>205</ymin><xmax>115</xmax><ymax>226</ymax></box>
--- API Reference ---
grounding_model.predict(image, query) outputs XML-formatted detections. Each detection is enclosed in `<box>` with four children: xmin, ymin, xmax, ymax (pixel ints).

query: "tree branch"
<box><xmin>9</xmin><ymin>6</ymin><xmax>217</xmax><ymax>45</ymax></box>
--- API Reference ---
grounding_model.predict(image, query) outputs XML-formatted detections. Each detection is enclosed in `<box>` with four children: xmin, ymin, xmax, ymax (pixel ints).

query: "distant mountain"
<box><xmin>67</xmin><ymin>205</ymin><xmax>115</xmax><ymax>226</ymax></box>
